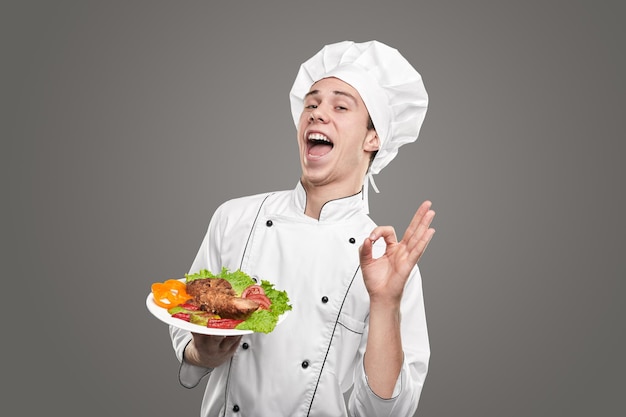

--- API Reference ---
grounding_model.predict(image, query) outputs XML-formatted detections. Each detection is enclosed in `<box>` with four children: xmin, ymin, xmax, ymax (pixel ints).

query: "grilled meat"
<box><xmin>186</xmin><ymin>278</ymin><xmax>259</xmax><ymax>320</ymax></box>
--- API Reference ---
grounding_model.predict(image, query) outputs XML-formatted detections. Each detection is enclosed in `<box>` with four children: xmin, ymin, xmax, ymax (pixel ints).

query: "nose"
<box><xmin>309</xmin><ymin>108</ymin><xmax>326</xmax><ymax>123</ymax></box>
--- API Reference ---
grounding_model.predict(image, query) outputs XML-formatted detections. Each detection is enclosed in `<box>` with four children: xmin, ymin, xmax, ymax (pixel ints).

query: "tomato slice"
<box><xmin>206</xmin><ymin>318</ymin><xmax>244</xmax><ymax>329</ymax></box>
<box><xmin>246</xmin><ymin>293</ymin><xmax>272</xmax><ymax>310</ymax></box>
<box><xmin>241</xmin><ymin>285</ymin><xmax>265</xmax><ymax>298</ymax></box>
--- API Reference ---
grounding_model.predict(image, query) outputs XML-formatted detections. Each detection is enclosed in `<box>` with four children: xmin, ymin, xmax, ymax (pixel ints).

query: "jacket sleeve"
<box><xmin>348</xmin><ymin>266</ymin><xmax>430</xmax><ymax>417</ymax></box>
<box><xmin>169</xmin><ymin>204</ymin><xmax>227</xmax><ymax>388</ymax></box>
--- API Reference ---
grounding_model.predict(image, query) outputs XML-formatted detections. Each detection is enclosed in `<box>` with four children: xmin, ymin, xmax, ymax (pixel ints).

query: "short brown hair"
<box><xmin>367</xmin><ymin>116</ymin><xmax>378</xmax><ymax>165</ymax></box>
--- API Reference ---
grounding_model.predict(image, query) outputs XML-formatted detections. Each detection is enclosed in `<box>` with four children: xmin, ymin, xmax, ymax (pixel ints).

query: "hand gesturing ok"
<box><xmin>359</xmin><ymin>200</ymin><xmax>436</xmax><ymax>303</ymax></box>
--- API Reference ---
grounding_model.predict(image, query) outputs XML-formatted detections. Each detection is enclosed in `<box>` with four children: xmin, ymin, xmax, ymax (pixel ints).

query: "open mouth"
<box><xmin>307</xmin><ymin>132</ymin><xmax>334</xmax><ymax>157</ymax></box>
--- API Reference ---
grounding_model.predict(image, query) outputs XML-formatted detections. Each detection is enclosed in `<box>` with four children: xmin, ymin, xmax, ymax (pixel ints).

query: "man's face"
<box><xmin>297</xmin><ymin>77</ymin><xmax>379</xmax><ymax>193</ymax></box>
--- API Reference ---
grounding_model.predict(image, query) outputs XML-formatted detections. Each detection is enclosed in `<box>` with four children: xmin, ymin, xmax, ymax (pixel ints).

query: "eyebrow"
<box><xmin>304</xmin><ymin>89</ymin><xmax>359</xmax><ymax>105</ymax></box>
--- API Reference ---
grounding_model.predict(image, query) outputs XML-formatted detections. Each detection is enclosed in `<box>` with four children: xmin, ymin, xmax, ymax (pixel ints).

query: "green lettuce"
<box><xmin>234</xmin><ymin>309</ymin><xmax>278</xmax><ymax>334</ymax></box>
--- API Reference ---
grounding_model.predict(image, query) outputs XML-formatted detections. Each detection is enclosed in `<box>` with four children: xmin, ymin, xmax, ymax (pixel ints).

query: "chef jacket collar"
<box><xmin>294</xmin><ymin>181</ymin><xmax>368</xmax><ymax>222</ymax></box>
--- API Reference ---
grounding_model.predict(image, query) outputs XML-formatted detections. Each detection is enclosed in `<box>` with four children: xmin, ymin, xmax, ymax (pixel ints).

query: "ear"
<box><xmin>363</xmin><ymin>130</ymin><xmax>380</xmax><ymax>152</ymax></box>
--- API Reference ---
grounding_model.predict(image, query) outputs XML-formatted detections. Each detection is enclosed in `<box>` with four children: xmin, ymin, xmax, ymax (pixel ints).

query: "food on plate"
<box><xmin>186</xmin><ymin>278</ymin><xmax>260</xmax><ymax>320</ymax></box>
<box><xmin>151</xmin><ymin>268</ymin><xmax>291</xmax><ymax>333</ymax></box>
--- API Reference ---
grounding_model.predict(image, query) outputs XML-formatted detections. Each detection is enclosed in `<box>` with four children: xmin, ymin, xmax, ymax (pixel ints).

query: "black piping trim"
<box><xmin>238</xmin><ymin>193</ymin><xmax>274</xmax><ymax>270</ymax></box>
<box><xmin>337</xmin><ymin>321</ymin><xmax>364</xmax><ymax>335</ymax></box>
<box><xmin>317</xmin><ymin>190</ymin><xmax>363</xmax><ymax>220</ymax></box>
<box><xmin>299</xmin><ymin>180</ymin><xmax>363</xmax><ymax>221</ymax></box>
<box><xmin>220</xmin><ymin>356</ymin><xmax>235</xmax><ymax>417</ymax></box>
<box><xmin>220</xmin><ymin>192</ymin><xmax>274</xmax><ymax>417</ymax></box>
<box><xmin>306</xmin><ymin>265</ymin><xmax>362</xmax><ymax>416</ymax></box>
<box><xmin>178</xmin><ymin>338</ymin><xmax>212</xmax><ymax>389</ymax></box>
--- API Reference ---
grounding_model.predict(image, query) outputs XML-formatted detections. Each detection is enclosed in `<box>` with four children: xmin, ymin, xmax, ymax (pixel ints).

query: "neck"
<box><xmin>301</xmin><ymin>179</ymin><xmax>363</xmax><ymax>219</ymax></box>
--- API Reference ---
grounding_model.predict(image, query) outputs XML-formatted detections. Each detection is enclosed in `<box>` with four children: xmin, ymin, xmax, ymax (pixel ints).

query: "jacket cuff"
<box><xmin>361</xmin><ymin>355</ymin><xmax>404</xmax><ymax>399</ymax></box>
<box><xmin>178</xmin><ymin>339</ymin><xmax>213</xmax><ymax>388</ymax></box>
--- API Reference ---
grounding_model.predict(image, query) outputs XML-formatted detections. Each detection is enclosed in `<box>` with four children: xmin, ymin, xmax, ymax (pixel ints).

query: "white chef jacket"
<box><xmin>170</xmin><ymin>182</ymin><xmax>430</xmax><ymax>417</ymax></box>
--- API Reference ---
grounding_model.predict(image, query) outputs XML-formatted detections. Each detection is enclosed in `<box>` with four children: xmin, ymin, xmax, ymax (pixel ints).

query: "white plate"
<box><xmin>146</xmin><ymin>287</ymin><xmax>288</xmax><ymax>336</ymax></box>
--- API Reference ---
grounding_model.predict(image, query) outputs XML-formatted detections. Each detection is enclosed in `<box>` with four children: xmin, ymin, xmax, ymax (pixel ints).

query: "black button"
<box><xmin>266</xmin><ymin>220</ymin><xmax>273</xmax><ymax>227</ymax></box>
<box><xmin>321</xmin><ymin>296</ymin><xmax>329</xmax><ymax>303</ymax></box>
<box><xmin>301</xmin><ymin>360</ymin><xmax>309</xmax><ymax>369</ymax></box>
<box><xmin>349</xmin><ymin>237</ymin><xmax>356</xmax><ymax>244</ymax></box>
<box><xmin>233</xmin><ymin>404</ymin><xmax>240</xmax><ymax>412</ymax></box>
<box><xmin>242</xmin><ymin>342</ymin><xmax>249</xmax><ymax>349</ymax></box>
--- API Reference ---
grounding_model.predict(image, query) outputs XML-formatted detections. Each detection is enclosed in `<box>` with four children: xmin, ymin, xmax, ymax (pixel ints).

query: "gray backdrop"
<box><xmin>3</xmin><ymin>1</ymin><xmax>624</xmax><ymax>416</ymax></box>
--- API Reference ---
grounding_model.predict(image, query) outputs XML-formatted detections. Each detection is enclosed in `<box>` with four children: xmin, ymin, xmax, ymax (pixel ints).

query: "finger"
<box><xmin>358</xmin><ymin>237</ymin><xmax>374</xmax><ymax>265</ymax></box>
<box><xmin>402</xmin><ymin>200</ymin><xmax>432</xmax><ymax>240</ymax></box>
<box><xmin>368</xmin><ymin>225</ymin><xmax>398</xmax><ymax>246</ymax></box>
<box><xmin>194</xmin><ymin>333</ymin><xmax>233</xmax><ymax>350</ymax></box>
<box><xmin>402</xmin><ymin>200</ymin><xmax>435</xmax><ymax>247</ymax></box>
<box><xmin>219</xmin><ymin>335</ymin><xmax>242</xmax><ymax>351</ymax></box>
<box><xmin>359</xmin><ymin>229</ymin><xmax>374</xmax><ymax>265</ymax></box>
<box><xmin>407</xmin><ymin>225</ymin><xmax>435</xmax><ymax>265</ymax></box>
<box><xmin>408</xmin><ymin>209</ymin><xmax>435</xmax><ymax>248</ymax></box>
<box><xmin>192</xmin><ymin>332</ymin><xmax>216</xmax><ymax>345</ymax></box>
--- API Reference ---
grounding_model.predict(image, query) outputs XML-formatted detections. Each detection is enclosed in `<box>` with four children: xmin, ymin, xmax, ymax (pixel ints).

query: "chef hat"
<box><xmin>289</xmin><ymin>40</ymin><xmax>428</xmax><ymax>194</ymax></box>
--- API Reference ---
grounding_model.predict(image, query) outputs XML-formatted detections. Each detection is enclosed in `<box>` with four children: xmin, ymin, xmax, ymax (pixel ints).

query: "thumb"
<box><xmin>359</xmin><ymin>237</ymin><xmax>374</xmax><ymax>265</ymax></box>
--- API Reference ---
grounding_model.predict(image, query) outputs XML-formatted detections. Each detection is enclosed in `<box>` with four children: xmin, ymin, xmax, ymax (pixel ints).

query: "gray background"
<box><xmin>3</xmin><ymin>1</ymin><xmax>624</xmax><ymax>416</ymax></box>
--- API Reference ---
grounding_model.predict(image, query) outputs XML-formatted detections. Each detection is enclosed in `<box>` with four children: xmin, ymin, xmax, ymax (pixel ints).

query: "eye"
<box><xmin>305</xmin><ymin>104</ymin><xmax>318</xmax><ymax>109</ymax></box>
<box><xmin>335</xmin><ymin>106</ymin><xmax>348</xmax><ymax>111</ymax></box>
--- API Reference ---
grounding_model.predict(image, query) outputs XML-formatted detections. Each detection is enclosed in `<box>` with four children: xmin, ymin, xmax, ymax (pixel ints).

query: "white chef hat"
<box><xmin>289</xmin><ymin>40</ymin><xmax>428</xmax><ymax>196</ymax></box>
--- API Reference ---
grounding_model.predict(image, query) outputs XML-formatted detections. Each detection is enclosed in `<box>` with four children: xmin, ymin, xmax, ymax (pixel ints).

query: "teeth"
<box><xmin>307</xmin><ymin>133</ymin><xmax>331</xmax><ymax>142</ymax></box>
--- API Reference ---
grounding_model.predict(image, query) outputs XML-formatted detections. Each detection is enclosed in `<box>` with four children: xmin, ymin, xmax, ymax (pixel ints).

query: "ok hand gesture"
<box><xmin>359</xmin><ymin>200</ymin><xmax>436</xmax><ymax>304</ymax></box>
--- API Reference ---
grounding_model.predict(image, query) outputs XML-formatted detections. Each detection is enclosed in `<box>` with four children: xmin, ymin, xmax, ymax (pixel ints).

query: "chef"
<box><xmin>169</xmin><ymin>40</ymin><xmax>436</xmax><ymax>417</ymax></box>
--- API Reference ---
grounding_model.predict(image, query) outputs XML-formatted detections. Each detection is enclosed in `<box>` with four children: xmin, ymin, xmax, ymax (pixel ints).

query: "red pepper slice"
<box><xmin>171</xmin><ymin>312</ymin><xmax>191</xmax><ymax>321</ymax></box>
<box><xmin>206</xmin><ymin>318</ymin><xmax>244</xmax><ymax>329</ymax></box>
